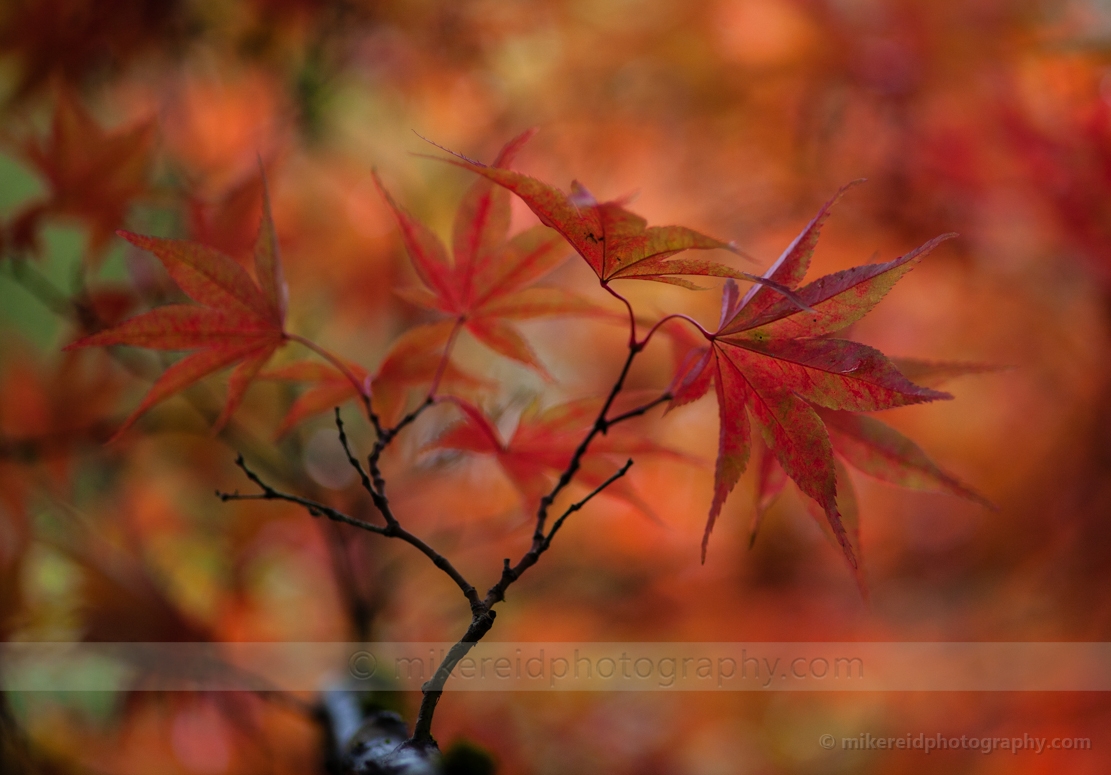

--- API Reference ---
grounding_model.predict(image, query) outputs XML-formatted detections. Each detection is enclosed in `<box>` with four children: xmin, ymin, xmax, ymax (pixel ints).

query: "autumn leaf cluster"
<box><xmin>44</xmin><ymin>124</ymin><xmax>991</xmax><ymax>582</ymax></box>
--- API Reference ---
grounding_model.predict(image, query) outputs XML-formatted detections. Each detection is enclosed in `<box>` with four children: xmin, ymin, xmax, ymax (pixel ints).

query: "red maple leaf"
<box><xmin>432</xmin><ymin>395</ymin><xmax>687</xmax><ymax>521</ymax></box>
<box><xmin>669</xmin><ymin>184</ymin><xmax>963</xmax><ymax>580</ymax></box>
<box><xmin>377</xmin><ymin>131</ymin><xmax>608</xmax><ymax>378</ymax></box>
<box><xmin>746</xmin><ymin>402</ymin><xmax>993</xmax><ymax>596</ymax></box>
<box><xmin>428</xmin><ymin>138</ymin><xmax>800</xmax><ymax>297</ymax></box>
<box><xmin>747</xmin><ymin>358</ymin><xmax>997</xmax><ymax>539</ymax></box>
<box><xmin>11</xmin><ymin>89</ymin><xmax>155</xmax><ymax>263</ymax></box>
<box><xmin>187</xmin><ymin>172</ymin><xmax>267</xmax><ymax>263</ymax></box>
<box><xmin>66</xmin><ymin>177</ymin><xmax>292</xmax><ymax>438</ymax></box>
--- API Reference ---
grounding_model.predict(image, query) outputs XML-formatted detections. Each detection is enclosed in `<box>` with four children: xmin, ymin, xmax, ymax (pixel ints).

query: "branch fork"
<box><xmin>217</xmin><ymin>292</ymin><xmax>670</xmax><ymax>752</ymax></box>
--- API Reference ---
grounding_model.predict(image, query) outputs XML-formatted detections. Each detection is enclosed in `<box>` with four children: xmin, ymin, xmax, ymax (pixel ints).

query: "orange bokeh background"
<box><xmin>2</xmin><ymin>0</ymin><xmax>1110</xmax><ymax>773</ymax></box>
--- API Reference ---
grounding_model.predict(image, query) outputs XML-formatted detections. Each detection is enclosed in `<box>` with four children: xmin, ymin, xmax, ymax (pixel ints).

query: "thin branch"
<box><xmin>412</xmin><ymin>457</ymin><xmax>635</xmax><ymax>745</ymax></box>
<box><xmin>483</xmin><ymin>332</ymin><xmax>650</xmax><ymax>610</ymax></box>
<box><xmin>335</xmin><ymin>402</ymin><xmax>480</xmax><ymax>606</ymax></box>
<box><xmin>219</xmin><ymin>453</ymin><xmax>480</xmax><ymax>607</ymax></box>
<box><xmin>386</xmin><ymin>522</ymin><xmax>480</xmax><ymax>607</ymax></box>
<box><xmin>366</xmin><ymin>395</ymin><xmax>435</xmax><ymax>502</ymax></box>
<box><xmin>217</xmin><ymin>454</ymin><xmax>387</xmax><ymax>535</ymax></box>
<box><xmin>410</xmin><ymin>609</ymin><xmax>497</xmax><ymax>745</ymax></box>
<box><xmin>399</xmin><ymin>284</ymin><xmax>671</xmax><ymax>742</ymax></box>
<box><xmin>542</xmin><ymin>458</ymin><xmax>633</xmax><ymax>550</ymax></box>
<box><xmin>333</xmin><ymin>408</ymin><xmax>374</xmax><ymax>496</ymax></box>
<box><xmin>375</xmin><ymin>395</ymin><xmax>435</xmax><ymax>451</ymax></box>
<box><xmin>533</xmin><ymin>339</ymin><xmax>642</xmax><ymax>541</ymax></box>
<box><xmin>221</xmin><ymin>273</ymin><xmax>666</xmax><ymax>747</ymax></box>
<box><xmin>348</xmin><ymin>314</ymin><xmax>457</xmax><ymax>487</ymax></box>
<box><xmin>605</xmin><ymin>392</ymin><xmax>672</xmax><ymax>426</ymax></box>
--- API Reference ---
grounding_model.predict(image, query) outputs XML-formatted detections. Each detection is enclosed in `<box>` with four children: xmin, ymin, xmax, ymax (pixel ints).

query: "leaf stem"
<box><xmin>601</xmin><ymin>283</ymin><xmax>637</xmax><ymax>346</ymax></box>
<box><xmin>638</xmin><ymin>313</ymin><xmax>714</xmax><ymax>348</ymax></box>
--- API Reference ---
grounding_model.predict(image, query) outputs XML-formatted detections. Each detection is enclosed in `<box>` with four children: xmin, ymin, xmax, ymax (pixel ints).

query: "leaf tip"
<box><xmin>569</xmin><ymin>180</ymin><xmax>596</xmax><ymax>207</ymax></box>
<box><xmin>726</xmin><ymin>240</ymin><xmax>760</xmax><ymax>262</ymax></box>
<box><xmin>115</xmin><ymin>229</ymin><xmax>141</xmax><ymax>246</ymax></box>
<box><xmin>412</xmin><ymin>130</ymin><xmax>484</xmax><ymax>166</ymax></box>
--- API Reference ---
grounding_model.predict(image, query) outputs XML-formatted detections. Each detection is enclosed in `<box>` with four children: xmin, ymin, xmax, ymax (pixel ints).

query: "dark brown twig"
<box><xmin>221</xmin><ymin>282</ymin><xmax>672</xmax><ymax>749</ymax></box>
<box><xmin>605</xmin><ymin>392</ymin><xmax>672</xmax><ymax>426</ymax></box>
<box><xmin>542</xmin><ymin>458</ymin><xmax>634</xmax><ymax>550</ymax></box>
<box><xmin>219</xmin><ymin>450</ymin><xmax>479</xmax><ymax>608</ymax></box>
<box><xmin>532</xmin><ymin>339</ymin><xmax>643</xmax><ymax>544</ymax></box>
<box><xmin>217</xmin><ymin>455</ymin><xmax>388</xmax><ymax>535</ymax></box>
<box><xmin>409</xmin><ymin>305</ymin><xmax>670</xmax><ymax>743</ymax></box>
<box><xmin>334</xmin><ymin>408</ymin><xmax>374</xmax><ymax>497</ymax></box>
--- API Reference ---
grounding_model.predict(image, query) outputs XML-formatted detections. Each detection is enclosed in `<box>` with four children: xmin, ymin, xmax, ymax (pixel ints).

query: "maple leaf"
<box><xmin>746</xmin><ymin>360</ymin><xmax>1000</xmax><ymax>551</ymax></box>
<box><xmin>11</xmin><ymin>89</ymin><xmax>155</xmax><ymax>263</ymax></box>
<box><xmin>65</xmin><ymin>177</ymin><xmax>290</xmax><ymax>439</ymax></box>
<box><xmin>188</xmin><ymin>172</ymin><xmax>267</xmax><ymax>262</ymax></box>
<box><xmin>746</xmin><ymin>406</ymin><xmax>993</xmax><ymax>599</ymax></box>
<box><xmin>745</xmin><ymin>356</ymin><xmax>998</xmax><ymax>522</ymax></box>
<box><xmin>669</xmin><ymin>185</ymin><xmax>959</xmax><ymax>578</ymax></box>
<box><xmin>820</xmin><ymin>408</ymin><xmax>994</xmax><ymax>507</ymax></box>
<box><xmin>432</xmin><ymin>395</ymin><xmax>686</xmax><ymax>521</ymax></box>
<box><xmin>888</xmin><ymin>357</ymin><xmax>1005</xmax><ymax>389</ymax></box>
<box><xmin>377</xmin><ymin>131</ymin><xmax>607</xmax><ymax>378</ymax></box>
<box><xmin>428</xmin><ymin>138</ymin><xmax>802</xmax><ymax>297</ymax></box>
<box><xmin>263</xmin><ymin>322</ymin><xmax>491</xmax><ymax>435</ymax></box>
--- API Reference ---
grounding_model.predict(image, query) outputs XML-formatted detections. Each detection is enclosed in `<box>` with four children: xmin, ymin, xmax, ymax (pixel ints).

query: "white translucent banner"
<box><xmin>2</xmin><ymin>642</ymin><xmax>1109</xmax><ymax>691</ymax></box>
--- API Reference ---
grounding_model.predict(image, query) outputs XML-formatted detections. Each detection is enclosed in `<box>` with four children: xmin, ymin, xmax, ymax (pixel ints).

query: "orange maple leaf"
<box><xmin>263</xmin><ymin>325</ymin><xmax>490</xmax><ymax>435</ymax></box>
<box><xmin>377</xmin><ymin>131</ymin><xmax>608</xmax><ymax>378</ymax></box>
<box><xmin>432</xmin><ymin>395</ymin><xmax>688</xmax><ymax>521</ymax></box>
<box><xmin>66</xmin><ymin>177</ymin><xmax>290</xmax><ymax>438</ymax></box>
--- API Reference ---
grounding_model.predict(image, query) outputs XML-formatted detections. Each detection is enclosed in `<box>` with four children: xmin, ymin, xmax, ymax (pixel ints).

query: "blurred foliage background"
<box><xmin>1</xmin><ymin>0</ymin><xmax>1110</xmax><ymax>773</ymax></box>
